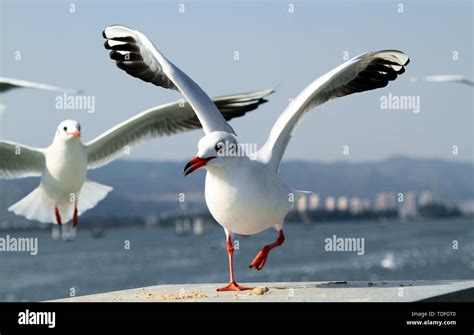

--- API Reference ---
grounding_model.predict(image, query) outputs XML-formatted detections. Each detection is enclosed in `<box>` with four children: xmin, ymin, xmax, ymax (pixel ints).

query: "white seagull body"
<box><xmin>0</xmin><ymin>89</ymin><xmax>273</xmax><ymax>227</ymax></box>
<box><xmin>103</xmin><ymin>25</ymin><xmax>409</xmax><ymax>291</ymax></box>
<box><xmin>204</xmin><ymin>152</ymin><xmax>292</xmax><ymax>236</ymax></box>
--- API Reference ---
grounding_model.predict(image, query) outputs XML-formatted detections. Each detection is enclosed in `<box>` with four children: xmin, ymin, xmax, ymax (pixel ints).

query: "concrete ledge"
<box><xmin>49</xmin><ymin>280</ymin><xmax>474</xmax><ymax>302</ymax></box>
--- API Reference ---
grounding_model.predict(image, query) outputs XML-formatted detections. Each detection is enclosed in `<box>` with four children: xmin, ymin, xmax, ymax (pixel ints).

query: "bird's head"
<box><xmin>184</xmin><ymin>131</ymin><xmax>238</xmax><ymax>176</ymax></box>
<box><xmin>55</xmin><ymin>120</ymin><xmax>81</xmax><ymax>142</ymax></box>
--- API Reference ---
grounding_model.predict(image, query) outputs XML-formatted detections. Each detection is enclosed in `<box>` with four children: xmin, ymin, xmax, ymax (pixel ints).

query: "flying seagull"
<box><xmin>103</xmin><ymin>25</ymin><xmax>409</xmax><ymax>291</ymax></box>
<box><xmin>424</xmin><ymin>75</ymin><xmax>473</xmax><ymax>87</ymax></box>
<box><xmin>0</xmin><ymin>77</ymin><xmax>80</xmax><ymax>94</ymax></box>
<box><xmin>0</xmin><ymin>89</ymin><xmax>272</xmax><ymax>228</ymax></box>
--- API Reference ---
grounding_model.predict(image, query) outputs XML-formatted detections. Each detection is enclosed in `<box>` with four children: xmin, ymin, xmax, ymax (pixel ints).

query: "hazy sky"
<box><xmin>0</xmin><ymin>0</ymin><xmax>472</xmax><ymax>163</ymax></box>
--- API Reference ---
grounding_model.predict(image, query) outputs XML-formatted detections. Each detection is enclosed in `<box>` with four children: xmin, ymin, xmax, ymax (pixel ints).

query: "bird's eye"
<box><xmin>215</xmin><ymin>142</ymin><xmax>224</xmax><ymax>151</ymax></box>
<box><xmin>63</xmin><ymin>127</ymin><xmax>68</xmax><ymax>131</ymax></box>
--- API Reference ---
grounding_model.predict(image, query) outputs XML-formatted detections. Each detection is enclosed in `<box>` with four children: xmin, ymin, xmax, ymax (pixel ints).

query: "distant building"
<box><xmin>175</xmin><ymin>218</ymin><xmax>193</xmax><ymax>235</ymax></box>
<box><xmin>361</xmin><ymin>198</ymin><xmax>371</xmax><ymax>211</ymax></box>
<box><xmin>349</xmin><ymin>197</ymin><xmax>363</xmax><ymax>214</ymax></box>
<box><xmin>308</xmin><ymin>194</ymin><xmax>320</xmax><ymax>210</ymax></box>
<box><xmin>183</xmin><ymin>219</ymin><xmax>192</xmax><ymax>232</ymax></box>
<box><xmin>375</xmin><ymin>192</ymin><xmax>397</xmax><ymax>210</ymax></box>
<box><xmin>337</xmin><ymin>196</ymin><xmax>349</xmax><ymax>211</ymax></box>
<box><xmin>193</xmin><ymin>217</ymin><xmax>205</xmax><ymax>236</ymax></box>
<box><xmin>419</xmin><ymin>191</ymin><xmax>433</xmax><ymax>206</ymax></box>
<box><xmin>296</xmin><ymin>194</ymin><xmax>307</xmax><ymax>213</ymax></box>
<box><xmin>325</xmin><ymin>196</ymin><xmax>336</xmax><ymax>211</ymax></box>
<box><xmin>146</xmin><ymin>215</ymin><xmax>159</xmax><ymax>227</ymax></box>
<box><xmin>400</xmin><ymin>192</ymin><xmax>417</xmax><ymax>218</ymax></box>
<box><xmin>175</xmin><ymin>219</ymin><xmax>183</xmax><ymax>234</ymax></box>
<box><xmin>459</xmin><ymin>199</ymin><xmax>474</xmax><ymax>214</ymax></box>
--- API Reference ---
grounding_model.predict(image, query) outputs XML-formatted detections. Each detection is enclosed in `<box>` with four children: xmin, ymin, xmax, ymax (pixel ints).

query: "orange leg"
<box><xmin>72</xmin><ymin>207</ymin><xmax>78</xmax><ymax>228</ymax></box>
<box><xmin>217</xmin><ymin>235</ymin><xmax>254</xmax><ymax>292</ymax></box>
<box><xmin>54</xmin><ymin>207</ymin><xmax>62</xmax><ymax>225</ymax></box>
<box><xmin>249</xmin><ymin>230</ymin><xmax>285</xmax><ymax>271</ymax></box>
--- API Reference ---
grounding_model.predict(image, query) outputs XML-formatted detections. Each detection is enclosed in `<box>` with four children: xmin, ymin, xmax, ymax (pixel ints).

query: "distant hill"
<box><xmin>279</xmin><ymin>156</ymin><xmax>474</xmax><ymax>201</ymax></box>
<box><xmin>0</xmin><ymin>156</ymin><xmax>472</xmax><ymax>226</ymax></box>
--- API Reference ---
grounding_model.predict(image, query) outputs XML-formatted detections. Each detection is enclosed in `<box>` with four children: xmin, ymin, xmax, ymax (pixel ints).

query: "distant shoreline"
<box><xmin>0</xmin><ymin>215</ymin><xmax>470</xmax><ymax>234</ymax></box>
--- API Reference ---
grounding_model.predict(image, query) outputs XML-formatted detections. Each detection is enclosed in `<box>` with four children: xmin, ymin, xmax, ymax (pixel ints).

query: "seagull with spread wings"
<box><xmin>0</xmin><ymin>89</ymin><xmax>272</xmax><ymax>228</ymax></box>
<box><xmin>103</xmin><ymin>25</ymin><xmax>409</xmax><ymax>291</ymax></box>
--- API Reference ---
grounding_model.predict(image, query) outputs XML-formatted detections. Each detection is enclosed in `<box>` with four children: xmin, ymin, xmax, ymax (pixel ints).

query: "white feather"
<box><xmin>8</xmin><ymin>186</ymin><xmax>56</xmax><ymax>223</ymax></box>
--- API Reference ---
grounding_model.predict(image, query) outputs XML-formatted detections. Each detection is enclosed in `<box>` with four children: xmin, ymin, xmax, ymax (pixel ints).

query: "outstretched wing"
<box><xmin>0</xmin><ymin>141</ymin><xmax>45</xmax><ymax>179</ymax></box>
<box><xmin>103</xmin><ymin>25</ymin><xmax>236</xmax><ymax>135</ymax></box>
<box><xmin>0</xmin><ymin>77</ymin><xmax>79</xmax><ymax>94</ymax></box>
<box><xmin>424</xmin><ymin>75</ymin><xmax>474</xmax><ymax>87</ymax></box>
<box><xmin>258</xmin><ymin>50</ymin><xmax>409</xmax><ymax>172</ymax></box>
<box><xmin>86</xmin><ymin>89</ymin><xmax>273</xmax><ymax>169</ymax></box>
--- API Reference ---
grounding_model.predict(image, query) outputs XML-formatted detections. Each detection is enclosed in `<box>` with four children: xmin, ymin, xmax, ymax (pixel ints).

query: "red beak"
<box><xmin>183</xmin><ymin>156</ymin><xmax>215</xmax><ymax>176</ymax></box>
<box><xmin>71</xmin><ymin>131</ymin><xmax>81</xmax><ymax>138</ymax></box>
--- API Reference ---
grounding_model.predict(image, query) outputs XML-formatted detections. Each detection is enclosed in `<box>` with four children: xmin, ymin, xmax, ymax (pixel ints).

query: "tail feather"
<box><xmin>8</xmin><ymin>180</ymin><xmax>113</xmax><ymax>224</ymax></box>
<box><xmin>77</xmin><ymin>180</ymin><xmax>113</xmax><ymax>216</ymax></box>
<box><xmin>8</xmin><ymin>187</ymin><xmax>56</xmax><ymax>223</ymax></box>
